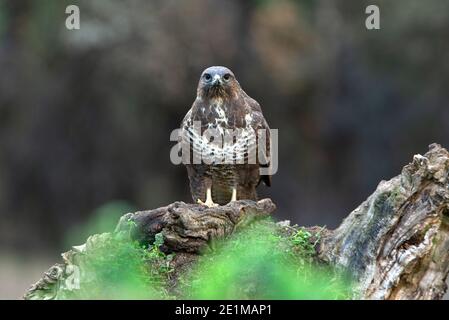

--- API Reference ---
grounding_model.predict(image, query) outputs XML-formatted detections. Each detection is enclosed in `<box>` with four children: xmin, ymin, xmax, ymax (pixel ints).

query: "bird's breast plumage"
<box><xmin>181</xmin><ymin>97</ymin><xmax>257</xmax><ymax>166</ymax></box>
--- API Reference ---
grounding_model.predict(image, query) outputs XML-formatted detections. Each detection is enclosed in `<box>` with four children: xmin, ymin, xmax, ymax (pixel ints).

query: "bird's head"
<box><xmin>197</xmin><ymin>66</ymin><xmax>240</xmax><ymax>99</ymax></box>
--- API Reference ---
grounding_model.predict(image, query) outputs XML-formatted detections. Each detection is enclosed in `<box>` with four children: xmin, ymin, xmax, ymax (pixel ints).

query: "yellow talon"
<box><xmin>230</xmin><ymin>187</ymin><xmax>237</xmax><ymax>202</ymax></box>
<box><xmin>197</xmin><ymin>188</ymin><xmax>218</xmax><ymax>207</ymax></box>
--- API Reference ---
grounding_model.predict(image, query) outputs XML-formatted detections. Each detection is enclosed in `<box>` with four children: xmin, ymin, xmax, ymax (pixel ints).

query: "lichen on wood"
<box><xmin>318</xmin><ymin>143</ymin><xmax>449</xmax><ymax>299</ymax></box>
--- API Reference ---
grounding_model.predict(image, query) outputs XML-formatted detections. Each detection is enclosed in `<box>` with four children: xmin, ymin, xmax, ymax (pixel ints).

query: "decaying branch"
<box><xmin>318</xmin><ymin>143</ymin><xmax>449</xmax><ymax>299</ymax></box>
<box><xmin>24</xmin><ymin>144</ymin><xmax>449</xmax><ymax>300</ymax></box>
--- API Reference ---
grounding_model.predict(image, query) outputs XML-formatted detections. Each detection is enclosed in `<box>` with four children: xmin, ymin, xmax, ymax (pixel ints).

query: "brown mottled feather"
<box><xmin>181</xmin><ymin>66</ymin><xmax>271</xmax><ymax>205</ymax></box>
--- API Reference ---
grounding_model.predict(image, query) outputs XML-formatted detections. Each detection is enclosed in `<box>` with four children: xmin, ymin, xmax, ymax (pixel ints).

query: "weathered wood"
<box><xmin>115</xmin><ymin>198</ymin><xmax>277</xmax><ymax>253</ymax></box>
<box><xmin>24</xmin><ymin>144</ymin><xmax>449</xmax><ymax>300</ymax></box>
<box><xmin>23</xmin><ymin>199</ymin><xmax>276</xmax><ymax>300</ymax></box>
<box><xmin>319</xmin><ymin>143</ymin><xmax>449</xmax><ymax>299</ymax></box>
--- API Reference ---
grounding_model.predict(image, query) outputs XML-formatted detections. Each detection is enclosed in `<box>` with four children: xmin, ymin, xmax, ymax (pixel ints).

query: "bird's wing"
<box><xmin>180</xmin><ymin>108</ymin><xmax>201</xmax><ymax>164</ymax></box>
<box><xmin>245</xmin><ymin>95</ymin><xmax>272</xmax><ymax>186</ymax></box>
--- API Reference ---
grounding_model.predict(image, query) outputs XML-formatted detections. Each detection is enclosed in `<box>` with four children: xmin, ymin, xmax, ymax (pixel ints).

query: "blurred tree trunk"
<box><xmin>24</xmin><ymin>144</ymin><xmax>449</xmax><ymax>300</ymax></box>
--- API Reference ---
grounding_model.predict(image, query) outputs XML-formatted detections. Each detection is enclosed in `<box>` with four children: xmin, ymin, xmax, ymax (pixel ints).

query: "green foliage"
<box><xmin>141</xmin><ymin>232</ymin><xmax>175</xmax><ymax>289</ymax></box>
<box><xmin>180</xmin><ymin>221</ymin><xmax>351</xmax><ymax>300</ymax></box>
<box><xmin>290</xmin><ymin>228</ymin><xmax>315</xmax><ymax>256</ymax></box>
<box><xmin>59</xmin><ymin>217</ymin><xmax>349</xmax><ymax>300</ymax></box>
<box><xmin>67</xmin><ymin>231</ymin><xmax>174</xmax><ymax>299</ymax></box>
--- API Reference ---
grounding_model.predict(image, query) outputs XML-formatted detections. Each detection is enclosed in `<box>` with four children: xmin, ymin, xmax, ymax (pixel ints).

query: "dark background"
<box><xmin>1</xmin><ymin>0</ymin><xmax>448</xmax><ymax>298</ymax></box>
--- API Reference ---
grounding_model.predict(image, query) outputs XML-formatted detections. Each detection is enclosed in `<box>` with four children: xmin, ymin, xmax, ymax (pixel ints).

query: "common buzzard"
<box><xmin>180</xmin><ymin>66</ymin><xmax>271</xmax><ymax>207</ymax></box>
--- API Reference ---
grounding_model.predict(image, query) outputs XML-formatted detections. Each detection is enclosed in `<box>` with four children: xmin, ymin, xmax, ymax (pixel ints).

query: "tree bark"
<box><xmin>115</xmin><ymin>198</ymin><xmax>277</xmax><ymax>253</ymax></box>
<box><xmin>318</xmin><ymin>143</ymin><xmax>449</xmax><ymax>299</ymax></box>
<box><xmin>24</xmin><ymin>144</ymin><xmax>449</xmax><ymax>300</ymax></box>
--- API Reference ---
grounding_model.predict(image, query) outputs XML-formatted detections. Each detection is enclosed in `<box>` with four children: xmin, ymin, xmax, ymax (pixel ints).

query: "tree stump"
<box><xmin>24</xmin><ymin>144</ymin><xmax>449</xmax><ymax>300</ymax></box>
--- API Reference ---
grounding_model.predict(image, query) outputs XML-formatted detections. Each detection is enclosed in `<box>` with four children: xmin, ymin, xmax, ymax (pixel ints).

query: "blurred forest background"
<box><xmin>1</xmin><ymin>0</ymin><xmax>449</xmax><ymax>298</ymax></box>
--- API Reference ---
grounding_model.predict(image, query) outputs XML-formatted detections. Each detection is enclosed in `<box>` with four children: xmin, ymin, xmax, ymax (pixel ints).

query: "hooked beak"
<box><xmin>212</xmin><ymin>75</ymin><xmax>222</xmax><ymax>86</ymax></box>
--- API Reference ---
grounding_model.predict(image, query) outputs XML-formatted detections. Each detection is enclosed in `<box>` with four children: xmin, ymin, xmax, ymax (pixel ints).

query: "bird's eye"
<box><xmin>204</xmin><ymin>73</ymin><xmax>212</xmax><ymax>81</ymax></box>
<box><xmin>223</xmin><ymin>73</ymin><xmax>231</xmax><ymax>81</ymax></box>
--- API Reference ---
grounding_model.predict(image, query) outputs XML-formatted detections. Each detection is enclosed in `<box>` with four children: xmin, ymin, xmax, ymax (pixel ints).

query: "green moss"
<box><xmin>142</xmin><ymin>232</ymin><xmax>175</xmax><ymax>288</ymax></box>
<box><xmin>289</xmin><ymin>227</ymin><xmax>322</xmax><ymax>261</ymax></box>
<box><xmin>179</xmin><ymin>221</ymin><xmax>351</xmax><ymax>300</ymax></box>
<box><xmin>64</xmin><ymin>231</ymin><xmax>174</xmax><ymax>299</ymax></box>
<box><xmin>388</xmin><ymin>186</ymin><xmax>405</xmax><ymax>204</ymax></box>
<box><xmin>53</xmin><ymin>219</ymin><xmax>350</xmax><ymax>300</ymax></box>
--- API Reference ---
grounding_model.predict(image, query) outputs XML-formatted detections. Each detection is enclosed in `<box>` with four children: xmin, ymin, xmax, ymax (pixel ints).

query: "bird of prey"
<box><xmin>180</xmin><ymin>66</ymin><xmax>271</xmax><ymax>207</ymax></box>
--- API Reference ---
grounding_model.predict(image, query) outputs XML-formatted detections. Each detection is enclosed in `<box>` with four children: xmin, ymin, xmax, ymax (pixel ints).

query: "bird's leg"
<box><xmin>230</xmin><ymin>187</ymin><xmax>237</xmax><ymax>202</ymax></box>
<box><xmin>197</xmin><ymin>187</ymin><xmax>218</xmax><ymax>207</ymax></box>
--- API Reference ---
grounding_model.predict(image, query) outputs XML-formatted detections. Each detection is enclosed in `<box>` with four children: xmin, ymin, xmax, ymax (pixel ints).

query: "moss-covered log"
<box><xmin>24</xmin><ymin>144</ymin><xmax>449</xmax><ymax>300</ymax></box>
